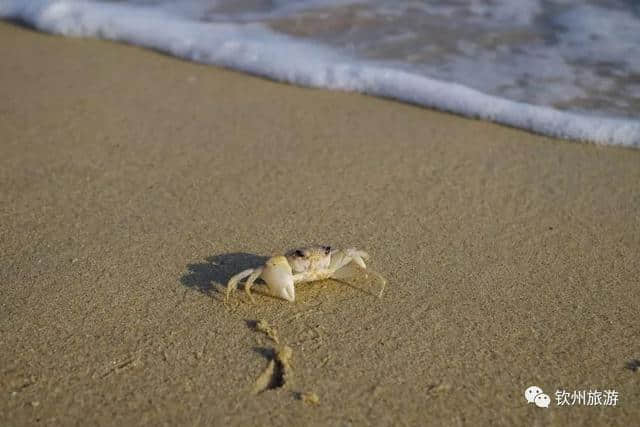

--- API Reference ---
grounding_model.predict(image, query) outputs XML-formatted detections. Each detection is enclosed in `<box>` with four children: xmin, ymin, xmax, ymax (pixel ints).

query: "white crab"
<box><xmin>225</xmin><ymin>246</ymin><xmax>386</xmax><ymax>302</ymax></box>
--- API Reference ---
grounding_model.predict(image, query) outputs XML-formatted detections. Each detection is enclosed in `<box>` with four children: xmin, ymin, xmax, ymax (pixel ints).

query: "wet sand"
<box><xmin>1</xmin><ymin>22</ymin><xmax>639</xmax><ymax>426</ymax></box>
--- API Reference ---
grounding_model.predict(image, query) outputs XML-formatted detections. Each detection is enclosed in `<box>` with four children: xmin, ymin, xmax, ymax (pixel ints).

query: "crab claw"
<box><xmin>261</xmin><ymin>256</ymin><xmax>295</xmax><ymax>302</ymax></box>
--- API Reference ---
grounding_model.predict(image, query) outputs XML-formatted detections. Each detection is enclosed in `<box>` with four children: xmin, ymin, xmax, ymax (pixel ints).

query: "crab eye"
<box><xmin>294</xmin><ymin>250</ymin><xmax>304</xmax><ymax>257</ymax></box>
<box><xmin>324</xmin><ymin>246</ymin><xmax>331</xmax><ymax>254</ymax></box>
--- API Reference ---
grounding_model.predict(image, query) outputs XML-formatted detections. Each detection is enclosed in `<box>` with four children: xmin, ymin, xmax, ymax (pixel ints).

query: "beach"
<box><xmin>1</xmin><ymin>20</ymin><xmax>639</xmax><ymax>426</ymax></box>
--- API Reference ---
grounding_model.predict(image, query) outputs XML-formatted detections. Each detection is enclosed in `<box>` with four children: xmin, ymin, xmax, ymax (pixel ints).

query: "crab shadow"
<box><xmin>180</xmin><ymin>252</ymin><xmax>269</xmax><ymax>299</ymax></box>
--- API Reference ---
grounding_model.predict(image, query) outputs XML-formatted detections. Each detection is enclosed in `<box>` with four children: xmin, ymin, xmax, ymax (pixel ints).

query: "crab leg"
<box><xmin>368</xmin><ymin>269</ymin><xmax>387</xmax><ymax>298</ymax></box>
<box><xmin>329</xmin><ymin>249</ymin><xmax>369</xmax><ymax>270</ymax></box>
<box><xmin>243</xmin><ymin>268</ymin><xmax>264</xmax><ymax>304</ymax></box>
<box><xmin>226</xmin><ymin>268</ymin><xmax>255</xmax><ymax>301</ymax></box>
<box><xmin>330</xmin><ymin>252</ymin><xmax>386</xmax><ymax>298</ymax></box>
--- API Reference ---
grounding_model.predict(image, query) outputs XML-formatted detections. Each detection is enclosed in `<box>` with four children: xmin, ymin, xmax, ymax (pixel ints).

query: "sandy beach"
<box><xmin>1</xmin><ymin>21</ymin><xmax>639</xmax><ymax>426</ymax></box>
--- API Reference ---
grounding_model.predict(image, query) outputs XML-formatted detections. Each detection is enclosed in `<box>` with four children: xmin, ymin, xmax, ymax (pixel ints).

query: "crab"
<box><xmin>225</xmin><ymin>246</ymin><xmax>386</xmax><ymax>302</ymax></box>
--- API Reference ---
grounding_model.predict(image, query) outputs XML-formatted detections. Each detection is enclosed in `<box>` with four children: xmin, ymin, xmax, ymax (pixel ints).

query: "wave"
<box><xmin>2</xmin><ymin>0</ymin><xmax>639</xmax><ymax>148</ymax></box>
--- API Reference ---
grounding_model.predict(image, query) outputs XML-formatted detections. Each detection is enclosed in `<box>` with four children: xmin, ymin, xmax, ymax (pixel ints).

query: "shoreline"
<box><xmin>1</xmin><ymin>22</ymin><xmax>639</xmax><ymax>426</ymax></box>
<box><xmin>2</xmin><ymin>1</ymin><xmax>640</xmax><ymax>147</ymax></box>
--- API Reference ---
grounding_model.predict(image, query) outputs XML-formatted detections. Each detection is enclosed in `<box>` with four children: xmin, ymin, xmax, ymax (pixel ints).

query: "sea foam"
<box><xmin>2</xmin><ymin>0</ymin><xmax>639</xmax><ymax>148</ymax></box>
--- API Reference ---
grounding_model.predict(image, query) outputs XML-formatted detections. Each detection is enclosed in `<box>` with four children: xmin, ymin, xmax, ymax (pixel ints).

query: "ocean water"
<box><xmin>2</xmin><ymin>0</ymin><xmax>640</xmax><ymax>147</ymax></box>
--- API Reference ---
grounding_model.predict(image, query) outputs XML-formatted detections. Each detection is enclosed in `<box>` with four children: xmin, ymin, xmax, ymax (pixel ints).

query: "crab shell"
<box><xmin>286</xmin><ymin>246</ymin><xmax>332</xmax><ymax>273</ymax></box>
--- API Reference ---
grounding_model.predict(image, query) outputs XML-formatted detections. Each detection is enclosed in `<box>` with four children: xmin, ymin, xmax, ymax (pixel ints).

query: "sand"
<box><xmin>1</xmin><ymin>21</ymin><xmax>639</xmax><ymax>426</ymax></box>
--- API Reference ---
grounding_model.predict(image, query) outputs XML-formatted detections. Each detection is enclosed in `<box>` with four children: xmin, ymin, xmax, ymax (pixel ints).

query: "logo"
<box><xmin>525</xmin><ymin>385</ymin><xmax>550</xmax><ymax>408</ymax></box>
<box><xmin>525</xmin><ymin>386</ymin><xmax>620</xmax><ymax>408</ymax></box>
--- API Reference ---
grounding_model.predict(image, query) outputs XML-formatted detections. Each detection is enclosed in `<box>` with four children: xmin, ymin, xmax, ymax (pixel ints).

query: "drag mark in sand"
<box><xmin>625</xmin><ymin>359</ymin><xmax>640</xmax><ymax>372</ymax></box>
<box><xmin>249</xmin><ymin>320</ymin><xmax>318</xmax><ymax>405</ymax></box>
<box><xmin>251</xmin><ymin>344</ymin><xmax>293</xmax><ymax>394</ymax></box>
<box><xmin>97</xmin><ymin>355</ymin><xmax>141</xmax><ymax>379</ymax></box>
<box><xmin>250</xmin><ymin>320</ymin><xmax>293</xmax><ymax>394</ymax></box>
<box><xmin>254</xmin><ymin>319</ymin><xmax>280</xmax><ymax>344</ymax></box>
<box><xmin>299</xmin><ymin>391</ymin><xmax>320</xmax><ymax>405</ymax></box>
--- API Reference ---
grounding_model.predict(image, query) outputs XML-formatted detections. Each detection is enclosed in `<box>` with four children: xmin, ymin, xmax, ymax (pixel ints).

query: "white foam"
<box><xmin>2</xmin><ymin>0</ymin><xmax>639</xmax><ymax>147</ymax></box>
